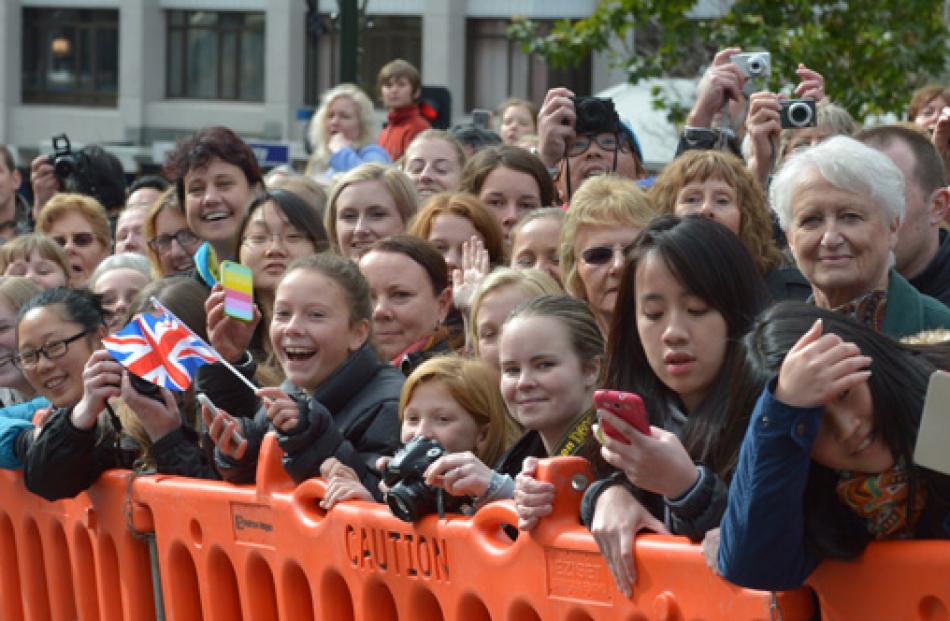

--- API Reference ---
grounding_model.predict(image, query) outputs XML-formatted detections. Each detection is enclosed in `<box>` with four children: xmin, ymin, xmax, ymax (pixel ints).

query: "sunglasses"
<box><xmin>52</xmin><ymin>233</ymin><xmax>97</xmax><ymax>248</ymax></box>
<box><xmin>580</xmin><ymin>241</ymin><xmax>636</xmax><ymax>266</ymax></box>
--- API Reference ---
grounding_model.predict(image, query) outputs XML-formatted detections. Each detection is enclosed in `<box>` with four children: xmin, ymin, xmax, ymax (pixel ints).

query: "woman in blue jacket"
<box><xmin>719</xmin><ymin>302</ymin><xmax>950</xmax><ymax>590</ymax></box>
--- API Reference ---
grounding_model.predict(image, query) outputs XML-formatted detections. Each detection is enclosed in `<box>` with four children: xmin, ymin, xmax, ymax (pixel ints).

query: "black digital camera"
<box><xmin>384</xmin><ymin>436</ymin><xmax>468</xmax><ymax>522</ymax></box>
<box><xmin>129</xmin><ymin>373</ymin><xmax>165</xmax><ymax>403</ymax></box>
<box><xmin>52</xmin><ymin>134</ymin><xmax>77</xmax><ymax>181</ymax></box>
<box><xmin>780</xmin><ymin>99</ymin><xmax>817</xmax><ymax>129</ymax></box>
<box><xmin>570</xmin><ymin>96</ymin><xmax>620</xmax><ymax>135</ymax></box>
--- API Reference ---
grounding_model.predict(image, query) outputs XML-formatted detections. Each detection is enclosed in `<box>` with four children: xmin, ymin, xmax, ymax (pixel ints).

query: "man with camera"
<box><xmin>536</xmin><ymin>87</ymin><xmax>647</xmax><ymax>202</ymax></box>
<box><xmin>29</xmin><ymin>137</ymin><xmax>127</xmax><ymax>229</ymax></box>
<box><xmin>0</xmin><ymin>146</ymin><xmax>31</xmax><ymax>240</ymax></box>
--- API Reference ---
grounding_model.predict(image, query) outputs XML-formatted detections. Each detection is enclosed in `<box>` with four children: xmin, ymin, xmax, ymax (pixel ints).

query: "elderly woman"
<box><xmin>305</xmin><ymin>83</ymin><xmax>391</xmax><ymax>183</ymax></box>
<box><xmin>560</xmin><ymin>174</ymin><xmax>655</xmax><ymax>335</ymax></box>
<box><xmin>36</xmin><ymin>193</ymin><xmax>113</xmax><ymax>288</ymax></box>
<box><xmin>771</xmin><ymin>135</ymin><xmax>950</xmax><ymax>338</ymax></box>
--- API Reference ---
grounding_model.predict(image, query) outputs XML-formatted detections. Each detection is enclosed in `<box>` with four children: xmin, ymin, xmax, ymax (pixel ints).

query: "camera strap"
<box><xmin>554</xmin><ymin>409</ymin><xmax>596</xmax><ymax>457</ymax></box>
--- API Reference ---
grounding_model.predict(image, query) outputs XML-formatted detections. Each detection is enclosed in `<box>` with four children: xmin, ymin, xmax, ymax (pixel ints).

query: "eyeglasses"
<box><xmin>567</xmin><ymin>133</ymin><xmax>632</xmax><ymax>158</ymax></box>
<box><xmin>580</xmin><ymin>241</ymin><xmax>636</xmax><ymax>266</ymax></box>
<box><xmin>52</xmin><ymin>233</ymin><xmax>97</xmax><ymax>248</ymax></box>
<box><xmin>148</xmin><ymin>229</ymin><xmax>201</xmax><ymax>254</ymax></box>
<box><xmin>14</xmin><ymin>329</ymin><xmax>90</xmax><ymax>370</ymax></box>
<box><xmin>242</xmin><ymin>232</ymin><xmax>313</xmax><ymax>247</ymax></box>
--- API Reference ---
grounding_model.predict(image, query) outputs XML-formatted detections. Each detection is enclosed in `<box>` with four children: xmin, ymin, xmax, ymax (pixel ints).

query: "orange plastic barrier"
<box><xmin>130</xmin><ymin>435</ymin><xmax>815</xmax><ymax>621</ymax></box>
<box><xmin>0</xmin><ymin>469</ymin><xmax>155</xmax><ymax>621</ymax></box>
<box><xmin>808</xmin><ymin>540</ymin><xmax>950</xmax><ymax>621</ymax></box>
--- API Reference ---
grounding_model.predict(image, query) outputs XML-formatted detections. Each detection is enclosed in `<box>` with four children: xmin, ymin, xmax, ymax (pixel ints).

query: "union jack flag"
<box><xmin>102</xmin><ymin>309</ymin><xmax>219</xmax><ymax>392</ymax></box>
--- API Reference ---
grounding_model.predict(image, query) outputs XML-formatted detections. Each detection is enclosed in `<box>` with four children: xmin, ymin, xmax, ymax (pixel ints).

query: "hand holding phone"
<box><xmin>220</xmin><ymin>260</ymin><xmax>254</xmax><ymax>322</ymax></box>
<box><xmin>593</xmin><ymin>389</ymin><xmax>650</xmax><ymax>445</ymax></box>
<box><xmin>198</xmin><ymin>393</ymin><xmax>246</xmax><ymax>457</ymax></box>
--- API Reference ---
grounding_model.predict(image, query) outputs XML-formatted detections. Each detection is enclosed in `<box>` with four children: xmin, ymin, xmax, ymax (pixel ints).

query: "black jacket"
<box><xmin>15</xmin><ymin>406</ymin><xmax>214</xmax><ymax>501</ymax></box>
<box><xmin>909</xmin><ymin>228</ymin><xmax>950</xmax><ymax>306</ymax></box>
<box><xmin>211</xmin><ymin>344</ymin><xmax>403</xmax><ymax>497</ymax></box>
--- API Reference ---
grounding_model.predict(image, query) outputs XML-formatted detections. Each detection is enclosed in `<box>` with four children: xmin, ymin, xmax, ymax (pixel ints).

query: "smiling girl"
<box><xmin>719</xmin><ymin>302</ymin><xmax>950</xmax><ymax>590</ymax></box>
<box><xmin>203</xmin><ymin>253</ymin><xmax>403</xmax><ymax>493</ymax></box>
<box><xmin>325</xmin><ymin>163</ymin><xmax>418</xmax><ymax>260</ymax></box>
<box><xmin>320</xmin><ymin>355</ymin><xmax>522</xmax><ymax>510</ymax></box>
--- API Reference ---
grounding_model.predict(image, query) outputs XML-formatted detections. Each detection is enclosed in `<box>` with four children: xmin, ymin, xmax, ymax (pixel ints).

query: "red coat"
<box><xmin>378</xmin><ymin>105</ymin><xmax>431</xmax><ymax>161</ymax></box>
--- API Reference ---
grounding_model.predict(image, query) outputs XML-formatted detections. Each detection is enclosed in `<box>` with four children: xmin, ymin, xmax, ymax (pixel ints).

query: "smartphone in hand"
<box><xmin>220</xmin><ymin>260</ymin><xmax>254</xmax><ymax>322</ymax></box>
<box><xmin>593</xmin><ymin>389</ymin><xmax>650</xmax><ymax>444</ymax></box>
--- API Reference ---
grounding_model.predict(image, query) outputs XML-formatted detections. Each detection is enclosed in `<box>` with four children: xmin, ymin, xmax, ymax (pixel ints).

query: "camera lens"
<box><xmin>788</xmin><ymin>102</ymin><xmax>813</xmax><ymax>127</ymax></box>
<box><xmin>748</xmin><ymin>59</ymin><xmax>763</xmax><ymax>75</ymax></box>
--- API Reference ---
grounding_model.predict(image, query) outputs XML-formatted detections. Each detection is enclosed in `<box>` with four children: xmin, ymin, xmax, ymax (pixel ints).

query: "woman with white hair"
<box><xmin>771</xmin><ymin>135</ymin><xmax>950</xmax><ymax>338</ymax></box>
<box><xmin>305</xmin><ymin>83</ymin><xmax>391</xmax><ymax>183</ymax></box>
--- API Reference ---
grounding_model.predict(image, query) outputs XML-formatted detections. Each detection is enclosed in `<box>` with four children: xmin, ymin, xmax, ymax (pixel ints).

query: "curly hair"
<box><xmin>306</xmin><ymin>84</ymin><xmax>378</xmax><ymax>175</ymax></box>
<box><xmin>649</xmin><ymin>150</ymin><xmax>782</xmax><ymax>275</ymax></box>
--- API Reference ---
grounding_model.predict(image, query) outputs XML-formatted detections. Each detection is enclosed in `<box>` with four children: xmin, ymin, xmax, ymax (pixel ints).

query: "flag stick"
<box><xmin>149</xmin><ymin>296</ymin><xmax>261</xmax><ymax>396</ymax></box>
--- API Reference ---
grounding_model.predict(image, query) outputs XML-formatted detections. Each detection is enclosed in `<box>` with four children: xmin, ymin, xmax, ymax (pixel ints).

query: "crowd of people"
<box><xmin>2</xmin><ymin>51</ymin><xmax>950</xmax><ymax>603</ymax></box>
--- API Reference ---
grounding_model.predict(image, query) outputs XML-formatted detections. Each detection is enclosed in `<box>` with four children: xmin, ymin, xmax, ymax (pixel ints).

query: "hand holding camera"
<box><xmin>423</xmin><ymin>450</ymin><xmax>494</xmax><ymax>499</ymax></box>
<box><xmin>120</xmin><ymin>370</ymin><xmax>182</xmax><ymax>442</ymax></box>
<box><xmin>383</xmin><ymin>436</ymin><xmax>469</xmax><ymax>522</ymax></box>
<box><xmin>688</xmin><ymin>47</ymin><xmax>747</xmax><ymax>128</ymax></box>
<box><xmin>537</xmin><ymin>87</ymin><xmax>577</xmax><ymax>168</ymax></box>
<box><xmin>745</xmin><ymin>91</ymin><xmax>784</xmax><ymax>185</ymax></box>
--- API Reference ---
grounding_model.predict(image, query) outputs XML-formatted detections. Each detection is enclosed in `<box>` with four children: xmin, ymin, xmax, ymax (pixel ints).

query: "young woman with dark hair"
<box><xmin>12</xmin><ymin>287</ymin><xmax>212</xmax><ymax>497</ymax></box>
<box><xmin>581</xmin><ymin>214</ymin><xmax>771</xmax><ymax>596</ymax></box>
<box><xmin>719</xmin><ymin>302</ymin><xmax>950</xmax><ymax>590</ymax></box>
<box><xmin>459</xmin><ymin>145</ymin><xmax>556</xmax><ymax>238</ymax></box>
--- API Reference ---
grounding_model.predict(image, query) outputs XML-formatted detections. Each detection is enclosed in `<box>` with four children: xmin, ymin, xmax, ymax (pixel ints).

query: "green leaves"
<box><xmin>508</xmin><ymin>0</ymin><xmax>949</xmax><ymax>123</ymax></box>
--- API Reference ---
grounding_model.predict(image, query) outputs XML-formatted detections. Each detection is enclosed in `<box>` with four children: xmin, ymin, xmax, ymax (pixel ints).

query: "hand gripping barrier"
<box><xmin>129</xmin><ymin>435</ymin><xmax>814</xmax><ymax>621</ymax></box>
<box><xmin>0</xmin><ymin>469</ymin><xmax>155</xmax><ymax>621</ymax></box>
<box><xmin>808</xmin><ymin>540</ymin><xmax>950</xmax><ymax>621</ymax></box>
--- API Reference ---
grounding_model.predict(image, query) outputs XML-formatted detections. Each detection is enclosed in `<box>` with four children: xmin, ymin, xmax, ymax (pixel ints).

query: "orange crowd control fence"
<box><xmin>4</xmin><ymin>432</ymin><xmax>943</xmax><ymax>620</ymax></box>
<box><xmin>0</xmin><ymin>469</ymin><xmax>155</xmax><ymax>621</ymax></box>
<box><xmin>808</xmin><ymin>540</ymin><xmax>950</xmax><ymax>621</ymax></box>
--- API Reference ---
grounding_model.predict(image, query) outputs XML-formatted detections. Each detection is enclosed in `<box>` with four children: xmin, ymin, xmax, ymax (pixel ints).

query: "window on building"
<box><xmin>166</xmin><ymin>11</ymin><xmax>265</xmax><ymax>101</ymax></box>
<box><xmin>465</xmin><ymin>19</ymin><xmax>592</xmax><ymax>112</ymax></box>
<box><xmin>22</xmin><ymin>8</ymin><xmax>119</xmax><ymax>106</ymax></box>
<box><xmin>304</xmin><ymin>14</ymin><xmax>421</xmax><ymax>108</ymax></box>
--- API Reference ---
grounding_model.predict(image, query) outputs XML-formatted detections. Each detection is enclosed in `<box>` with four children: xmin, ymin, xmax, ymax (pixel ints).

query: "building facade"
<box><xmin>0</xmin><ymin>0</ymin><xmax>629</xmax><ymax>170</ymax></box>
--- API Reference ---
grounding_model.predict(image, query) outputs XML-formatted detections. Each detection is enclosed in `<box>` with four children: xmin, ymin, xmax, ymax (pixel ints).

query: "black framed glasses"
<box><xmin>148</xmin><ymin>229</ymin><xmax>201</xmax><ymax>254</ymax></box>
<box><xmin>14</xmin><ymin>329</ymin><xmax>90</xmax><ymax>370</ymax></box>
<box><xmin>567</xmin><ymin>132</ymin><xmax>632</xmax><ymax>158</ymax></box>
<box><xmin>52</xmin><ymin>232</ymin><xmax>97</xmax><ymax>248</ymax></box>
<box><xmin>580</xmin><ymin>241</ymin><xmax>637</xmax><ymax>266</ymax></box>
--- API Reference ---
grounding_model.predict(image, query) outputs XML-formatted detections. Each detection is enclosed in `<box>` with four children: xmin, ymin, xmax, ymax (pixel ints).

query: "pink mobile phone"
<box><xmin>593</xmin><ymin>389</ymin><xmax>650</xmax><ymax>444</ymax></box>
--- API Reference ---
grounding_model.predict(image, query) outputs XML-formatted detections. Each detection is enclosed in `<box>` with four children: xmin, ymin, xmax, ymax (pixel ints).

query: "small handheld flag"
<box><xmin>103</xmin><ymin>307</ymin><xmax>219</xmax><ymax>392</ymax></box>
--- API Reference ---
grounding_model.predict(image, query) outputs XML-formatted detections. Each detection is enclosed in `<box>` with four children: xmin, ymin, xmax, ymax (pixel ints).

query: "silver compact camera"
<box><xmin>732</xmin><ymin>51</ymin><xmax>772</xmax><ymax>79</ymax></box>
<box><xmin>732</xmin><ymin>51</ymin><xmax>771</xmax><ymax>95</ymax></box>
<box><xmin>780</xmin><ymin>99</ymin><xmax>817</xmax><ymax>129</ymax></box>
